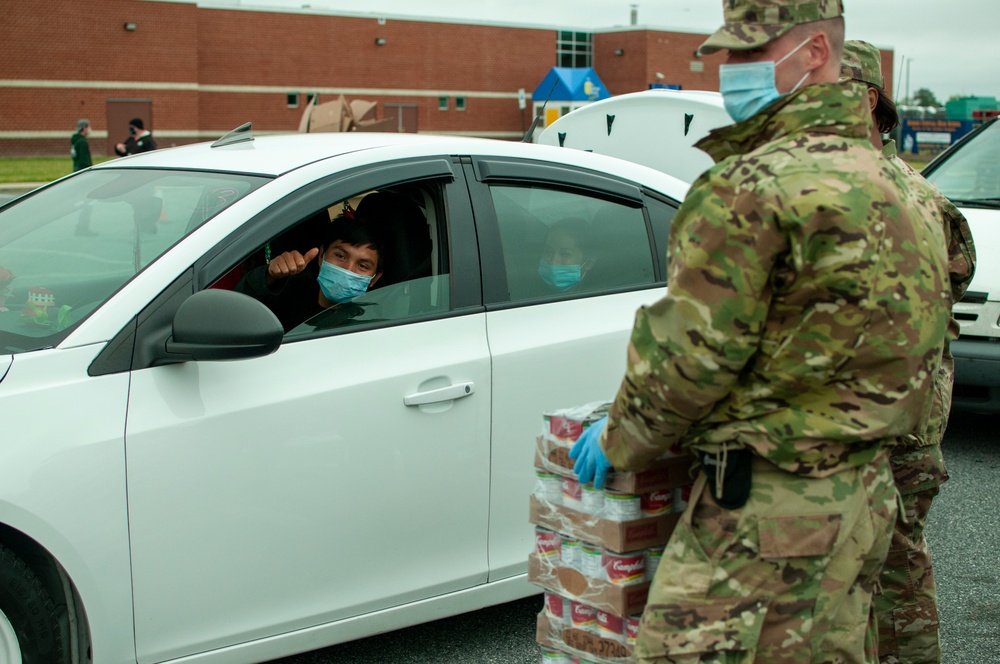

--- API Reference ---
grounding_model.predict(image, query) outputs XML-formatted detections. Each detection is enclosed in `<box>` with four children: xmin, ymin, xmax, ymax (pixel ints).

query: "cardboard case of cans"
<box><xmin>530</xmin><ymin>403</ymin><xmax>695</xmax><ymax>664</ymax></box>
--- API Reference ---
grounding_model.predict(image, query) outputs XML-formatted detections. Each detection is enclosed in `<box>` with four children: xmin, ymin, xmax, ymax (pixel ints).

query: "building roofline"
<box><xmin>150</xmin><ymin>0</ymin><xmax>712</xmax><ymax>35</ymax></box>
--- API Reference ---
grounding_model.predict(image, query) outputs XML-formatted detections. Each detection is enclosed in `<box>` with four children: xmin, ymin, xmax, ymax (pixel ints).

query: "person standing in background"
<box><xmin>115</xmin><ymin>117</ymin><xmax>157</xmax><ymax>156</ymax></box>
<box><xmin>71</xmin><ymin>119</ymin><xmax>92</xmax><ymax>172</ymax></box>
<box><xmin>841</xmin><ymin>39</ymin><xmax>976</xmax><ymax>664</ymax></box>
<box><xmin>71</xmin><ymin>119</ymin><xmax>96</xmax><ymax>236</ymax></box>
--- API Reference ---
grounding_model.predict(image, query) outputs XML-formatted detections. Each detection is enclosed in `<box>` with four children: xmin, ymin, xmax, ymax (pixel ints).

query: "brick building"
<box><xmin>0</xmin><ymin>0</ymin><xmax>892</xmax><ymax>157</ymax></box>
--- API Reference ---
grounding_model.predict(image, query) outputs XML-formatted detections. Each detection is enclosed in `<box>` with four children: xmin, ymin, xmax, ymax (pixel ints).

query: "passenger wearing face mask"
<box><xmin>570</xmin><ymin>1</ymin><xmax>950</xmax><ymax>662</ymax></box>
<box><xmin>236</xmin><ymin>213</ymin><xmax>383</xmax><ymax>332</ymax></box>
<box><xmin>537</xmin><ymin>219</ymin><xmax>595</xmax><ymax>294</ymax></box>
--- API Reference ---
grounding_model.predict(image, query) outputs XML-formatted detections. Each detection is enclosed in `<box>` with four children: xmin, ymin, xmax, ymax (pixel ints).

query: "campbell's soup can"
<box><xmin>535</xmin><ymin>527</ymin><xmax>561</xmax><ymax>558</ymax></box>
<box><xmin>596</xmin><ymin>609</ymin><xmax>625</xmax><ymax>642</ymax></box>
<box><xmin>640</xmin><ymin>488</ymin><xmax>673</xmax><ymax>516</ymax></box>
<box><xmin>581</xmin><ymin>483</ymin><xmax>605</xmax><ymax>515</ymax></box>
<box><xmin>626</xmin><ymin>615</ymin><xmax>641</xmax><ymax>645</ymax></box>
<box><xmin>579</xmin><ymin>542</ymin><xmax>602</xmax><ymax>579</ymax></box>
<box><xmin>544</xmin><ymin>591</ymin><xmax>565</xmax><ymax>624</ymax></box>
<box><xmin>562</xmin><ymin>477</ymin><xmax>583</xmax><ymax>510</ymax></box>
<box><xmin>603</xmin><ymin>491</ymin><xmax>641</xmax><ymax>521</ymax></box>
<box><xmin>539</xmin><ymin>645</ymin><xmax>572</xmax><ymax>663</ymax></box>
<box><xmin>560</xmin><ymin>535</ymin><xmax>580</xmax><ymax>571</ymax></box>
<box><xmin>570</xmin><ymin>601</ymin><xmax>598</xmax><ymax>633</ymax></box>
<box><xmin>602</xmin><ymin>550</ymin><xmax>646</xmax><ymax>585</ymax></box>
<box><xmin>535</xmin><ymin>471</ymin><xmax>563</xmax><ymax>504</ymax></box>
<box><xmin>645</xmin><ymin>546</ymin><xmax>665</xmax><ymax>581</ymax></box>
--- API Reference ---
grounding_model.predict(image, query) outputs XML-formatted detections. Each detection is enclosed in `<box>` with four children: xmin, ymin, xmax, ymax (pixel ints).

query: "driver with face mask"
<box><xmin>570</xmin><ymin>1</ymin><xmax>951</xmax><ymax>662</ymax></box>
<box><xmin>236</xmin><ymin>212</ymin><xmax>383</xmax><ymax>332</ymax></box>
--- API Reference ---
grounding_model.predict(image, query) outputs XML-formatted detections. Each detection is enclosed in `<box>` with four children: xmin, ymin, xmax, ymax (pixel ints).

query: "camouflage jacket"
<box><xmin>602</xmin><ymin>82</ymin><xmax>952</xmax><ymax>477</ymax></box>
<box><xmin>883</xmin><ymin>139</ymin><xmax>976</xmax><ymax>449</ymax></box>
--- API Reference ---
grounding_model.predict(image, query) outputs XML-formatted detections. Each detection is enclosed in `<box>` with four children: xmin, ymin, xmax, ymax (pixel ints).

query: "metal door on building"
<box><xmin>106</xmin><ymin>99</ymin><xmax>153</xmax><ymax>155</ymax></box>
<box><xmin>383</xmin><ymin>103</ymin><xmax>418</xmax><ymax>133</ymax></box>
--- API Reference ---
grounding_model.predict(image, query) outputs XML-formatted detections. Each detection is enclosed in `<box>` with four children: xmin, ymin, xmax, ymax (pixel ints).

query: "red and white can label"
<box><xmin>570</xmin><ymin>601</ymin><xmax>597</xmax><ymax>632</ymax></box>
<box><xmin>626</xmin><ymin>615</ymin><xmax>641</xmax><ymax>644</ymax></box>
<box><xmin>562</xmin><ymin>477</ymin><xmax>582</xmax><ymax>508</ymax></box>
<box><xmin>596</xmin><ymin>609</ymin><xmax>624</xmax><ymax>641</ymax></box>
<box><xmin>640</xmin><ymin>488</ymin><xmax>673</xmax><ymax>516</ymax></box>
<box><xmin>601</xmin><ymin>550</ymin><xmax>646</xmax><ymax>585</ymax></box>
<box><xmin>535</xmin><ymin>527</ymin><xmax>561</xmax><ymax>558</ymax></box>
<box><xmin>544</xmin><ymin>592</ymin><xmax>564</xmax><ymax>623</ymax></box>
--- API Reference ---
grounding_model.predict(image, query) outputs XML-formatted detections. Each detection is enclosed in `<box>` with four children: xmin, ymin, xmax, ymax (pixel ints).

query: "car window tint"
<box><xmin>489</xmin><ymin>184</ymin><xmax>655</xmax><ymax>301</ymax></box>
<box><xmin>231</xmin><ymin>184</ymin><xmax>451</xmax><ymax>340</ymax></box>
<box><xmin>0</xmin><ymin>169</ymin><xmax>266</xmax><ymax>354</ymax></box>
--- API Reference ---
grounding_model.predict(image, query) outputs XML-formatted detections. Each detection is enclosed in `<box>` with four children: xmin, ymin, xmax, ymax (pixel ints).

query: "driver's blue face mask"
<box><xmin>717</xmin><ymin>37</ymin><xmax>812</xmax><ymax>122</ymax></box>
<box><xmin>317</xmin><ymin>261</ymin><xmax>372</xmax><ymax>303</ymax></box>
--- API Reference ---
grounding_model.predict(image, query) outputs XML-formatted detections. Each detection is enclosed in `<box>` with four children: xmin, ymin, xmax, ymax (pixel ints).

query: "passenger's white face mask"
<box><xmin>717</xmin><ymin>37</ymin><xmax>813</xmax><ymax>122</ymax></box>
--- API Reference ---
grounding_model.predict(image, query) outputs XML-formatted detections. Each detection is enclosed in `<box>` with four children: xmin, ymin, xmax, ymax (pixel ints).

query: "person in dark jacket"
<box><xmin>115</xmin><ymin>117</ymin><xmax>157</xmax><ymax>156</ymax></box>
<box><xmin>71</xmin><ymin>119</ymin><xmax>92</xmax><ymax>172</ymax></box>
<box><xmin>236</xmin><ymin>214</ymin><xmax>384</xmax><ymax>333</ymax></box>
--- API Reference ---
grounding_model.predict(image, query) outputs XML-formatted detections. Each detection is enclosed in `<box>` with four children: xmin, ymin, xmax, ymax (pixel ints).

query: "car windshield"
<box><xmin>925</xmin><ymin>120</ymin><xmax>1000</xmax><ymax>206</ymax></box>
<box><xmin>0</xmin><ymin>168</ymin><xmax>268</xmax><ymax>354</ymax></box>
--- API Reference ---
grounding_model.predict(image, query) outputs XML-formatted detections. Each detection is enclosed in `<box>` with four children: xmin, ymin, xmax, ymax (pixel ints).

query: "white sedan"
<box><xmin>0</xmin><ymin>126</ymin><xmax>688</xmax><ymax>663</ymax></box>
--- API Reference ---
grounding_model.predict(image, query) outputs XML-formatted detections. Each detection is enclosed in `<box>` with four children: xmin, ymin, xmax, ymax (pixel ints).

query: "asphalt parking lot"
<box><xmin>272</xmin><ymin>410</ymin><xmax>1000</xmax><ymax>663</ymax></box>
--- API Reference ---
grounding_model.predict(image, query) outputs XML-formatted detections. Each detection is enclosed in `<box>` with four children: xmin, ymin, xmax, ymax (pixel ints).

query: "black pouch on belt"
<box><xmin>700</xmin><ymin>448</ymin><xmax>753</xmax><ymax>510</ymax></box>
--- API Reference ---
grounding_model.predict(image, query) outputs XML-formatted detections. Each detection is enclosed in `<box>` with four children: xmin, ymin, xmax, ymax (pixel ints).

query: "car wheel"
<box><xmin>0</xmin><ymin>544</ymin><xmax>65</xmax><ymax>664</ymax></box>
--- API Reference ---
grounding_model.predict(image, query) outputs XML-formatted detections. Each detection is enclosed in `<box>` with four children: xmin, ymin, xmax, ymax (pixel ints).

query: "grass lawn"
<box><xmin>0</xmin><ymin>156</ymin><xmax>114</xmax><ymax>185</ymax></box>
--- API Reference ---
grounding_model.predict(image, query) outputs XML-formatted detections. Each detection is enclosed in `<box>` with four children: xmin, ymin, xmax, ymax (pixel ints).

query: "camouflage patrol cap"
<box><xmin>698</xmin><ymin>0</ymin><xmax>845</xmax><ymax>55</ymax></box>
<box><xmin>840</xmin><ymin>40</ymin><xmax>884</xmax><ymax>89</ymax></box>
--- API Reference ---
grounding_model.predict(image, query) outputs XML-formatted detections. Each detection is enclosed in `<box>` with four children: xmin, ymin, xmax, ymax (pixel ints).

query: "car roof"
<box><xmin>90</xmin><ymin>128</ymin><xmax>691</xmax><ymax>200</ymax></box>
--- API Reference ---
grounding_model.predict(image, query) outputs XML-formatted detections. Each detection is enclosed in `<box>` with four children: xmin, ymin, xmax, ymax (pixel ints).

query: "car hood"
<box><xmin>0</xmin><ymin>355</ymin><xmax>10</xmax><ymax>384</ymax></box>
<box><xmin>960</xmin><ymin>205</ymin><xmax>1000</xmax><ymax>300</ymax></box>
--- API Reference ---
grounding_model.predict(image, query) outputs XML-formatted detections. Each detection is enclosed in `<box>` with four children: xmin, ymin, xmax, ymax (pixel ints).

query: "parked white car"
<box><xmin>923</xmin><ymin>117</ymin><xmax>1000</xmax><ymax>412</ymax></box>
<box><xmin>0</xmin><ymin>126</ymin><xmax>689</xmax><ymax>663</ymax></box>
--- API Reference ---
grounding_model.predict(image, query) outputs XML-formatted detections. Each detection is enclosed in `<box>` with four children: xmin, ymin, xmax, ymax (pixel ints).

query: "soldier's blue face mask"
<box><xmin>317</xmin><ymin>261</ymin><xmax>372</xmax><ymax>303</ymax></box>
<box><xmin>538</xmin><ymin>260</ymin><xmax>582</xmax><ymax>291</ymax></box>
<box><xmin>718</xmin><ymin>36</ymin><xmax>812</xmax><ymax>122</ymax></box>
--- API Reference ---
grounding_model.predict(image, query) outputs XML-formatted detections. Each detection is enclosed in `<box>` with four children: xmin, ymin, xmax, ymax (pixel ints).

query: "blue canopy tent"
<box><xmin>531</xmin><ymin>67</ymin><xmax>611</xmax><ymax>138</ymax></box>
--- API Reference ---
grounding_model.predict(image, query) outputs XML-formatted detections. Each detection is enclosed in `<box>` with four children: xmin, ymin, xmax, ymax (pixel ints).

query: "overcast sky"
<box><xmin>231</xmin><ymin>0</ymin><xmax>1000</xmax><ymax>103</ymax></box>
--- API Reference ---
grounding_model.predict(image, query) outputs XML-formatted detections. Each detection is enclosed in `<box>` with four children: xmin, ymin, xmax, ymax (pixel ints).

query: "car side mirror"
<box><xmin>164</xmin><ymin>289</ymin><xmax>283</xmax><ymax>362</ymax></box>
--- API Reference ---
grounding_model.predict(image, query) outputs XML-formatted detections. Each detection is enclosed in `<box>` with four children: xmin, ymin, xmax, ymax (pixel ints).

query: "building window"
<box><xmin>287</xmin><ymin>92</ymin><xmax>299</xmax><ymax>109</ymax></box>
<box><xmin>456</xmin><ymin>97</ymin><xmax>466</xmax><ymax>111</ymax></box>
<box><xmin>439</xmin><ymin>96</ymin><xmax>449</xmax><ymax>111</ymax></box>
<box><xmin>557</xmin><ymin>31</ymin><xmax>592</xmax><ymax>68</ymax></box>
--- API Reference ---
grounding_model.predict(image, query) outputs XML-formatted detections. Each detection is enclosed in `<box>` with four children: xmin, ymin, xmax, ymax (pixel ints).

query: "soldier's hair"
<box><xmin>873</xmin><ymin>86</ymin><xmax>900</xmax><ymax>135</ymax></box>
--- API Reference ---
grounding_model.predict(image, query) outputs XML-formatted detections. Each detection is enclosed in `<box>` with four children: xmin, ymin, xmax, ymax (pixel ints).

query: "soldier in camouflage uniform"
<box><xmin>570</xmin><ymin>1</ymin><xmax>953</xmax><ymax>662</ymax></box>
<box><xmin>841</xmin><ymin>40</ymin><xmax>976</xmax><ymax>664</ymax></box>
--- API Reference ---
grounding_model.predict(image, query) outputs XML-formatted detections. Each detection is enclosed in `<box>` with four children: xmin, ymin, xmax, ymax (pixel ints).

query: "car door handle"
<box><xmin>404</xmin><ymin>382</ymin><xmax>475</xmax><ymax>406</ymax></box>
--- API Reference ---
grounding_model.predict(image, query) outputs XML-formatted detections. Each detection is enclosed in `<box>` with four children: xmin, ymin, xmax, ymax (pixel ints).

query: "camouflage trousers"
<box><xmin>875</xmin><ymin>443</ymin><xmax>947</xmax><ymax>664</ymax></box>
<box><xmin>633</xmin><ymin>452</ymin><xmax>897</xmax><ymax>664</ymax></box>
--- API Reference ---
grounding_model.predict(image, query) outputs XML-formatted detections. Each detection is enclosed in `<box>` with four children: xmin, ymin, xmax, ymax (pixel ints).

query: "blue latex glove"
<box><xmin>569</xmin><ymin>416</ymin><xmax>611</xmax><ymax>489</ymax></box>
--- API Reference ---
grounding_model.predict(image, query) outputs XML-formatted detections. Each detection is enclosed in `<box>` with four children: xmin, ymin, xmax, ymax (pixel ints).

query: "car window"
<box><xmin>0</xmin><ymin>169</ymin><xmax>267</xmax><ymax>354</ymax></box>
<box><xmin>489</xmin><ymin>184</ymin><xmax>655</xmax><ymax>301</ymax></box>
<box><xmin>222</xmin><ymin>182</ymin><xmax>452</xmax><ymax>340</ymax></box>
<box><xmin>925</xmin><ymin>120</ymin><xmax>1000</xmax><ymax>203</ymax></box>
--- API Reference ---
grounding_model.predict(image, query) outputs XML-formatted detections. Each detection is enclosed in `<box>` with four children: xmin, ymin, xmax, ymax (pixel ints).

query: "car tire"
<box><xmin>0</xmin><ymin>544</ymin><xmax>65</xmax><ymax>664</ymax></box>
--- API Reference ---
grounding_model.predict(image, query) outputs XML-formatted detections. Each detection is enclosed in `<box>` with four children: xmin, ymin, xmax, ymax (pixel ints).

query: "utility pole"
<box><xmin>906</xmin><ymin>58</ymin><xmax>912</xmax><ymax>104</ymax></box>
<box><xmin>895</xmin><ymin>55</ymin><xmax>905</xmax><ymax>101</ymax></box>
